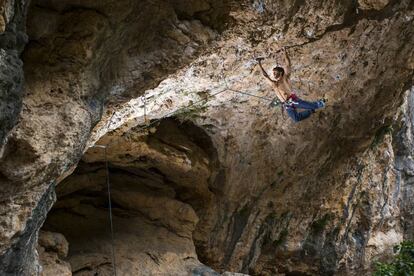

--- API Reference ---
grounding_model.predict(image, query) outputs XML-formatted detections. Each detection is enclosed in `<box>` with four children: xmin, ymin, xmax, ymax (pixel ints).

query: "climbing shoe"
<box><xmin>317</xmin><ymin>98</ymin><xmax>327</xmax><ymax>108</ymax></box>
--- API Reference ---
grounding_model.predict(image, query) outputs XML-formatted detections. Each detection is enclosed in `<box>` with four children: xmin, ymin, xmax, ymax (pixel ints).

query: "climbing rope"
<box><xmin>92</xmin><ymin>144</ymin><xmax>117</xmax><ymax>276</ymax></box>
<box><xmin>227</xmin><ymin>88</ymin><xmax>273</xmax><ymax>102</ymax></box>
<box><xmin>125</xmin><ymin>87</ymin><xmax>231</xmax><ymax>134</ymax></box>
<box><xmin>125</xmin><ymin>86</ymin><xmax>277</xmax><ymax>136</ymax></box>
<box><xmin>99</xmin><ymin>76</ymin><xmax>277</xmax><ymax>145</ymax></box>
<box><xmin>88</xmin><ymin>64</ymin><xmax>279</xmax><ymax>275</ymax></box>
<box><xmin>104</xmin><ymin>54</ymin><xmax>293</xmax><ymax>141</ymax></box>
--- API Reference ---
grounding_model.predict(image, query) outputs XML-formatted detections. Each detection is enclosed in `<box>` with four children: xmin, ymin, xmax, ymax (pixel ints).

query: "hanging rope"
<box><xmin>92</xmin><ymin>144</ymin><xmax>117</xmax><ymax>276</ymax></box>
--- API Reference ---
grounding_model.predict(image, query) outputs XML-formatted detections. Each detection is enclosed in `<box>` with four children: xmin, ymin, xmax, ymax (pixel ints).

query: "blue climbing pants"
<box><xmin>285</xmin><ymin>96</ymin><xmax>324</xmax><ymax>122</ymax></box>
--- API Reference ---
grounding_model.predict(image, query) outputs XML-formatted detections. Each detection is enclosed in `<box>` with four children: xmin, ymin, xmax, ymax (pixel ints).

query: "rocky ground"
<box><xmin>0</xmin><ymin>0</ymin><xmax>413</xmax><ymax>275</ymax></box>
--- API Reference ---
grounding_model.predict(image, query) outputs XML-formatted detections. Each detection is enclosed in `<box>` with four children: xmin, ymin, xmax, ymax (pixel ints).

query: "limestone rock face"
<box><xmin>358</xmin><ymin>0</ymin><xmax>391</xmax><ymax>10</ymax></box>
<box><xmin>37</xmin><ymin>231</ymin><xmax>71</xmax><ymax>276</ymax></box>
<box><xmin>0</xmin><ymin>0</ymin><xmax>27</xmax><ymax>151</ymax></box>
<box><xmin>0</xmin><ymin>0</ymin><xmax>413</xmax><ymax>275</ymax></box>
<box><xmin>0</xmin><ymin>0</ymin><xmax>227</xmax><ymax>274</ymax></box>
<box><xmin>42</xmin><ymin>118</ymin><xmax>219</xmax><ymax>275</ymax></box>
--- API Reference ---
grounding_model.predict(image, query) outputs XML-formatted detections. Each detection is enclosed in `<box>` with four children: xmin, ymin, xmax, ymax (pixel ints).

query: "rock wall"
<box><xmin>0</xmin><ymin>0</ymin><xmax>230</xmax><ymax>274</ymax></box>
<box><xmin>0</xmin><ymin>0</ymin><xmax>413</xmax><ymax>275</ymax></box>
<box><xmin>37</xmin><ymin>231</ymin><xmax>71</xmax><ymax>276</ymax></box>
<box><xmin>42</xmin><ymin>118</ymin><xmax>221</xmax><ymax>275</ymax></box>
<box><xmin>0</xmin><ymin>0</ymin><xmax>27</xmax><ymax>151</ymax></box>
<box><xmin>395</xmin><ymin>88</ymin><xmax>414</xmax><ymax>241</ymax></box>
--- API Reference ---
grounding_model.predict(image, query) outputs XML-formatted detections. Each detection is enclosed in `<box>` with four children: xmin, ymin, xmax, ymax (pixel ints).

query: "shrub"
<box><xmin>373</xmin><ymin>241</ymin><xmax>414</xmax><ymax>276</ymax></box>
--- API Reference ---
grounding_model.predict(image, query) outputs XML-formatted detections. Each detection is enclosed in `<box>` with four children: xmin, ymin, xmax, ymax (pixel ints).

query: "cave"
<box><xmin>39</xmin><ymin>118</ymin><xmax>221</xmax><ymax>275</ymax></box>
<box><xmin>1</xmin><ymin>0</ymin><xmax>413</xmax><ymax>275</ymax></box>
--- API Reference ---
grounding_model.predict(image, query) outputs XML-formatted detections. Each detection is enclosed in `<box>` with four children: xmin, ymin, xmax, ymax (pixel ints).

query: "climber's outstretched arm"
<box><xmin>281</xmin><ymin>47</ymin><xmax>291</xmax><ymax>77</ymax></box>
<box><xmin>257</xmin><ymin>59</ymin><xmax>274</xmax><ymax>83</ymax></box>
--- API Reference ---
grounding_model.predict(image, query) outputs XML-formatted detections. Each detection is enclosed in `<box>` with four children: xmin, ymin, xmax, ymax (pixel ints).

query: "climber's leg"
<box><xmin>286</xmin><ymin>107</ymin><xmax>313</xmax><ymax>122</ymax></box>
<box><xmin>292</xmin><ymin>98</ymin><xmax>325</xmax><ymax>110</ymax></box>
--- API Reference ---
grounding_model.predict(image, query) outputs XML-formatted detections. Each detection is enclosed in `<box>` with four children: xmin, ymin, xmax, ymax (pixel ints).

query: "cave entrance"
<box><xmin>40</xmin><ymin>118</ymin><xmax>220</xmax><ymax>275</ymax></box>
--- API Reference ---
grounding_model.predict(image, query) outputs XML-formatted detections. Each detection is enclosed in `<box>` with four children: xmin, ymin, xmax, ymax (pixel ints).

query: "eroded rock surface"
<box><xmin>42</xmin><ymin>118</ymin><xmax>219</xmax><ymax>275</ymax></box>
<box><xmin>37</xmin><ymin>231</ymin><xmax>71</xmax><ymax>276</ymax></box>
<box><xmin>0</xmin><ymin>0</ymin><xmax>229</xmax><ymax>274</ymax></box>
<box><xmin>0</xmin><ymin>0</ymin><xmax>413</xmax><ymax>275</ymax></box>
<box><xmin>0</xmin><ymin>0</ymin><xmax>27</xmax><ymax>151</ymax></box>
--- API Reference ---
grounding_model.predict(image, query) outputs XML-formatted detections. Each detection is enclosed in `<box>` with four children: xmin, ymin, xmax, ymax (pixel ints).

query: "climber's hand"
<box><xmin>256</xmin><ymin>57</ymin><xmax>265</xmax><ymax>63</ymax></box>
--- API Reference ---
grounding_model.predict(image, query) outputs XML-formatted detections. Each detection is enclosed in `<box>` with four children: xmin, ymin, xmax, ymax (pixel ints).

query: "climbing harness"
<box><xmin>91</xmin><ymin>144</ymin><xmax>117</xmax><ymax>276</ymax></box>
<box><xmin>285</xmin><ymin>94</ymin><xmax>299</xmax><ymax>107</ymax></box>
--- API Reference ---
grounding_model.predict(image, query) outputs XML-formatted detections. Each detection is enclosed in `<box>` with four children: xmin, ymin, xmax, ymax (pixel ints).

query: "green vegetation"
<box><xmin>310</xmin><ymin>214</ymin><xmax>331</xmax><ymax>234</ymax></box>
<box><xmin>370</xmin><ymin>125</ymin><xmax>393</xmax><ymax>149</ymax></box>
<box><xmin>373</xmin><ymin>241</ymin><xmax>414</xmax><ymax>276</ymax></box>
<box><xmin>273</xmin><ymin>229</ymin><xmax>288</xmax><ymax>247</ymax></box>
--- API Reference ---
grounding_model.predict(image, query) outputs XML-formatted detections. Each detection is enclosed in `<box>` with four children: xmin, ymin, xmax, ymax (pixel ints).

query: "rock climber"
<box><xmin>256</xmin><ymin>47</ymin><xmax>325</xmax><ymax>122</ymax></box>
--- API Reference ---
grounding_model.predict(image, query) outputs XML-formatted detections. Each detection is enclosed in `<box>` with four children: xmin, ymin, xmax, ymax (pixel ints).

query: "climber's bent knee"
<box><xmin>286</xmin><ymin>107</ymin><xmax>301</xmax><ymax>122</ymax></box>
